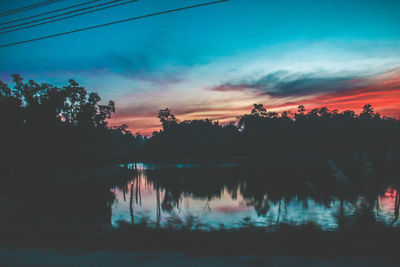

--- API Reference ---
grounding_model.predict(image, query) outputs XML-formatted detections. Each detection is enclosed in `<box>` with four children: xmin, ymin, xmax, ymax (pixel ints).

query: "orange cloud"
<box><xmin>268</xmin><ymin>70</ymin><xmax>400</xmax><ymax>116</ymax></box>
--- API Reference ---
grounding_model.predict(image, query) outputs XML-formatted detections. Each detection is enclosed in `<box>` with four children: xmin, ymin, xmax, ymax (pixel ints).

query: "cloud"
<box><xmin>105</xmin><ymin>52</ymin><xmax>186</xmax><ymax>85</ymax></box>
<box><xmin>15</xmin><ymin>40</ymin><xmax>397</xmax><ymax>135</ymax></box>
<box><xmin>110</xmin><ymin>67</ymin><xmax>400</xmax><ymax>135</ymax></box>
<box><xmin>258</xmin><ymin>68</ymin><xmax>400</xmax><ymax>116</ymax></box>
<box><xmin>210</xmin><ymin>70</ymin><xmax>374</xmax><ymax>97</ymax></box>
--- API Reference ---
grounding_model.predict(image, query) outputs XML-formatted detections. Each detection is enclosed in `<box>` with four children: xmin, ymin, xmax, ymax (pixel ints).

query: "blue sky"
<box><xmin>1</xmin><ymin>0</ymin><xmax>400</xmax><ymax>133</ymax></box>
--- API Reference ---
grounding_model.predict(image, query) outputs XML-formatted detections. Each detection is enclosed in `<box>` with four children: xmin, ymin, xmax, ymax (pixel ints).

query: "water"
<box><xmin>111</xmin><ymin>162</ymin><xmax>400</xmax><ymax>230</ymax></box>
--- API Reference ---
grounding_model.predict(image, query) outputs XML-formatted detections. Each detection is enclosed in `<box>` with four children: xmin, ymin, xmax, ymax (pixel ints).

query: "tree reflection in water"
<box><xmin>112</xmin><ymin>157</ymin><xmax>400</xmax><ymax>230</ymax></box>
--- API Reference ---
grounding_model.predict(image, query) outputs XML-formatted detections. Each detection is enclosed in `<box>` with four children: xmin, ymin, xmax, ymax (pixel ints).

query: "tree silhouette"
<box><xmin>0</xmin><ymin>75</ymin><xmax>139</xmax><ymax>174</ymax></box>
<box><xmin>158</xmin><ymin>108</ymin><xmax>178</xmax><ymax>131</ymax></box>
<box><xmin>143</xmin><ymin>103</ymin><xmax>400</xmax><ymax>160</ymax></box>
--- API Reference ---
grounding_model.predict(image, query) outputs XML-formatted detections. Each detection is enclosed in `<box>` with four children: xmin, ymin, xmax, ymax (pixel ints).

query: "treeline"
<box><xmin>143</xmin><ymin>104</ymin><xmax>400</xmax><ymax>159</ymax></box>
<box><xmin>2</xmin><ymin>75</ymin><xmax>400</xmax><ymax>170</ymax></box>
<box><xmin>0</xmin><ymin>75</ymin><xmax>143</xmax><ymax>174</ymax></box>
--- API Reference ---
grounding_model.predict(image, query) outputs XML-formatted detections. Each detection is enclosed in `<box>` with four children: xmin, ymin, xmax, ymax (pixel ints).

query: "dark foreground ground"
<box><xmin>0</xmin><ymin>249</ymin><xmax>397</xmax><ymax>267</ymax></box>
<box><xmin>1</xmin><ymin>223</ymin><xmax>400</xmax><ymax>266</ymax></box>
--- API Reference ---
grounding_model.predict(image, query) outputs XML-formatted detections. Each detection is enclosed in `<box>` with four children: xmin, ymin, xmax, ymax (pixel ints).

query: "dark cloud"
<box><xmin>104</xmin><ymin>51</ymin><xmax>186</xmax><ymax>86</ymax></box>
<box><xmin>211</xmin><ymin>71</ymin><xmax>368</xmax><ymax>97</ymax></box>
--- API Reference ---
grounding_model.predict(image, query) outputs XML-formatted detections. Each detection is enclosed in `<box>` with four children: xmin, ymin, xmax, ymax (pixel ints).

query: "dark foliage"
<box><xmin>143</xmin><ymin>103</ymin><xmax>400</xmax><ymax>160</ymax></box>
<box><xmin>0</xmin><ymin>75</ymin><xmax>141</xmax><ymax>174</ymax></box>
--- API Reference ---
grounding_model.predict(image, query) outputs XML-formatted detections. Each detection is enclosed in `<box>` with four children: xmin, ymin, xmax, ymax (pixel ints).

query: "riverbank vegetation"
<box><xmin>0</xmin><ymin>75</ymin><xmax>144</xmax><ymax>174</ymax></box>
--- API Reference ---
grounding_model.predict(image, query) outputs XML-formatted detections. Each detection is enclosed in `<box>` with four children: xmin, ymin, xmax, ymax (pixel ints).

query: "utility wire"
<box><xmin>0</xmin><ymin>0</ymin><xmax>63</xmax><ymax>18</ymax></box>
<box><xmin>0</xmin><ymin>0</ymin><xmax>135</xmax><ymax>33</ymax></box>
<box><xmin>0</xmin><ymin>0</ymin><xmax>103</xmax><ymax>26</ymax></box>
<box><xmin>0</xmin><ymin>0</ymin><xmax>228</xmax><ymax>47</ymax></box>
<box><xmin>0</xmin><ymin>0</ymin><xmax>59</xmax><ymax>16</ymax></box>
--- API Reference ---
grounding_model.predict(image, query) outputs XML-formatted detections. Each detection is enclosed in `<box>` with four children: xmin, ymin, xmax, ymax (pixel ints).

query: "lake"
<box><xmin>111</xmin><ymin>160</ymin><xmax>400</xmax><ymax>230</ymax></box>
<box><xmin>1</xmin><ymin>157</ymin><xmax>398</xmax><ymax>232</ymax></box>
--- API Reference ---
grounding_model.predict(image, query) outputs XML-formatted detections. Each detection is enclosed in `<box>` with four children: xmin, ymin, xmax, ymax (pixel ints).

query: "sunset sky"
<box><xmin>1</xmin><ymin>0</ymin><xmax>400</xmax><ymax>134</ymax></box>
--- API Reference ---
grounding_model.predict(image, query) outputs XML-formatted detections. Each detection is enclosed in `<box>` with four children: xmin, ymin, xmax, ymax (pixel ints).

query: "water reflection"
<box><xmin>112</xmin><ymin>159</ymin><xmax>400</xmax><ymax>230</ymax></box>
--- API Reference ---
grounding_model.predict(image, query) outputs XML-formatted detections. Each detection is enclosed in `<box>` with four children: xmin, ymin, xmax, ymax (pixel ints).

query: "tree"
<box><xmin>360</xmin><ymin>104</ymin><xmax>375</xmax><ymax>120</ymax></box>
<box><xmin>0</xmin><ymin>74</ymin><xmax>132</xmax><ymax>173</ymax></box>
<box><xmin>251</xmin><ymin>104</ymin><xmax>267</xmax><ymax>117</ymax></box>
<box><xmin>158</xmin><ymin>108</ymin><xmax>178</xmax><ymax>131</ymax></box>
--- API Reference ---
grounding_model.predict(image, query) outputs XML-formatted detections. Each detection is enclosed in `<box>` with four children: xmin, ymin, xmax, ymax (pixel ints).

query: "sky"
<box><xmin>0</xmin><ymin>0</ymin><xmax>400</xmax><ymax>134</ymax></box>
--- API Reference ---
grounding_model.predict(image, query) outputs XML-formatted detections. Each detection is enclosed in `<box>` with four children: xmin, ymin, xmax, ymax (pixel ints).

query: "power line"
<box><xmin>0</xmin><ymin>0</ymin><xmax>103</xmax><ymax>26</ymax></box>
<box><xmin>0</xmin><ymin>0</ymin><xmax>125</xmax><ymax>31</ymax></box>
<box><xmin>0</xmin><ymin>0</ymin><xmax>229</xmax><ymax>48</ymax></box>
<box><xmin>0</xmin><ymin>0</ymin><xmax>63</xmax><ymax>18</ymax></box>
<box><xmin>0</xmin><ymin>0</ymin><xmax>59</xmax><ymax>16</ymax></box>
<box><xmin>0</xmin><ymin>0</ymin><xmax>136</xmax><ymax>33</ymax></box>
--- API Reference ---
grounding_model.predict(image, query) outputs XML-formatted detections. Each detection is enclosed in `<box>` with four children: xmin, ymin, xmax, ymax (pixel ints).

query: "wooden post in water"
<box><xmin>123</xmin><ymin>185</ymin><xmax>126</xmax><ymax>202</ymax></box>
<box><xmin>156</xmin><ymin>183</ymin><xmax>161</xmax><ymax>227</ymax></box>
<box><xmin>130</xmin><ymin>182</ymin><xmax>134</xmax><ymax>225</ymax></box>
<box><xmin>276</xmin><ymin>199</ymin><xmax>281</xmax><ymax>223</ymax></box>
